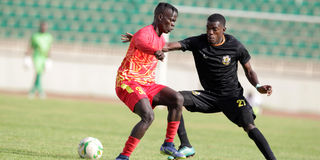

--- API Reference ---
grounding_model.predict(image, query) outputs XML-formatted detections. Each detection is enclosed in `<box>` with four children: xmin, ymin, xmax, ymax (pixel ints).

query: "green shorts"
<box><xmin>33</xmin><ymin>56</ymin><xmax>46</xmax><ymax>73</ymax></box>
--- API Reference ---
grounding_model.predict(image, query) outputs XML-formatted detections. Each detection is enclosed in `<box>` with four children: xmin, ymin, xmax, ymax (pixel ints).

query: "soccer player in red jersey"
<box><xmin>115</xmin><ymin>3</ymin><xmax>186</xmax><ymax>160</ymax></box>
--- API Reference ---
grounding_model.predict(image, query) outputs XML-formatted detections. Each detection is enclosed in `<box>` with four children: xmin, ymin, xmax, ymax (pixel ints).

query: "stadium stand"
<box><xmin>0</xmin><ymin>0</ymin><xmax>319</xmax><ymax>59</ymax></box>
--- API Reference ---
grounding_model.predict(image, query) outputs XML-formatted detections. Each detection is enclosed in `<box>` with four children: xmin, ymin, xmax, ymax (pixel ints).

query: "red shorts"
<box><xmin>115</xmin><ymin>81</ymin><xmax>166</xmax><ymax>112</ymax></box>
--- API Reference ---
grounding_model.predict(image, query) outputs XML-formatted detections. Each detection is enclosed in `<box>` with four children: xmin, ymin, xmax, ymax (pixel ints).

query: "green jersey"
<box><xmin>31</xmin><ymin>32</ymin><xmax>53</xmax><ymax>58</ymax></box>
<box><xmin>31</xmin><ymin>32</ymin><xmax>53</xmax><ymax>73</ymax></box>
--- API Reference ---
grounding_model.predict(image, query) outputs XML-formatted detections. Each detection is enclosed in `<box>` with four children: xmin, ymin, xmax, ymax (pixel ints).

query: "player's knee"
<box><xmin>243</xmin><ymin>123</ymin><xmax>256</xmax><ymax>132</ymax></box>
<box><xmin>173</xmin><ymin>92</ymin><xmax>184</xmax><ymax>108</ymax></box>
<box><xmin>141</xmin><ymin>111</ymin><xmax>154</xmax><ymax>125</ymax></box>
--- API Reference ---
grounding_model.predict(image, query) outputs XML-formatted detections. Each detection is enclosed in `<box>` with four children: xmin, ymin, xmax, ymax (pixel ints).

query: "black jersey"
<box><xmin>179</xmin><ymin>33</ymin><xmax>251</xmax><ymax>97</ymax></box>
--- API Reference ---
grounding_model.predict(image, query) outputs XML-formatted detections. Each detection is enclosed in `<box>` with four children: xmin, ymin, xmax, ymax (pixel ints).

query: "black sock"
<box><xmin>178</xmin><ymin>115</ymin><xmax>192</xmax><ymax>148</ymax></box>
<box><xmin>248</xmin><ymin>128</ymin><xmax>276</xmax><ymax>160</ymax></box>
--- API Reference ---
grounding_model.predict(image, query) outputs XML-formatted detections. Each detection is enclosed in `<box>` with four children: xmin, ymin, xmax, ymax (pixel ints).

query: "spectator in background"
<box><xmin>25</xmin><ymin>21</ymin><xmax>53</xmax><ymax>99</ymax></box>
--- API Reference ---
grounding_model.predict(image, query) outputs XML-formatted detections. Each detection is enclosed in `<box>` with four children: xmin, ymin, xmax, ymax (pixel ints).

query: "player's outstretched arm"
<box><xmin>121</xmin><ymin>32</ymin><xmax>133</xmax><ymax>43</ymax></box>
<box><xmin>120</xmin><ymin>32</ymin><xmax>182</xmax><ymax>52</ymax></box>
<box><xmin>162</xmin><ymin>42</ymin><xmax>182</xmax><ymax>52</ymax></box>
<box><xmin>242</xmin><ymin>61</ymin><xmax>272</xmax><ymax>96</ymax></box>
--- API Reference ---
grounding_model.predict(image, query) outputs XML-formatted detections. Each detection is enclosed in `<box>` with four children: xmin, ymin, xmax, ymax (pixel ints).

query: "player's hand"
<box><xmin>154</xmin><ymin>50</ymin><xmax>165</xmax><ymax>61</ymax></box>
<box><xmin>121</xmin><ymin>32</ymin><xmax>133</xmax><ymax>43</ymax></box>
<box><xmin>45</xmin><ymin>58</ymin><xmax>53</xmax><ymax>71</ymax></box>
<box><xmin>257</xmin><ymin>85</ymin><xmax>272</xmax><ymax>96</ymax></box>
<box><xmin>24</xmin><ymin>56</ymin><xmax>32</xmax><ymax>69</ymax></box>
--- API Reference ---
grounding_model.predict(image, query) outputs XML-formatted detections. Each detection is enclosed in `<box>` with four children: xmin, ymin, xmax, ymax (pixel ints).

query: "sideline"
<box><xmin>1</xmin><ymin>89</ymin><xmax>319</xmax><ymax>121</ymax></box>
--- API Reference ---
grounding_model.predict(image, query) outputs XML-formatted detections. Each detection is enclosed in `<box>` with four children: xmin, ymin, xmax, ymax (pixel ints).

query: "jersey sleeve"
<box><xmin>133</xmin><ymin>30</ymin><xmax>159</xmax><ymax>55</ymax></box>
<box><xmin>238</xmin><ymin>45</ymin><xmax>251</xmax><ymax>65</ymax></box>
<box><xmin>178</xmin><ymin>36</ymin><xmax>198</xmax><ymax>52</ymax></box>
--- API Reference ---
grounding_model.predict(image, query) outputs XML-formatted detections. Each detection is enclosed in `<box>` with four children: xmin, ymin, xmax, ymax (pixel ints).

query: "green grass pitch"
<box><xmin>0</xmin><ymin>93</ymin><xmax>319</xmax><ymax>160</ymax></box>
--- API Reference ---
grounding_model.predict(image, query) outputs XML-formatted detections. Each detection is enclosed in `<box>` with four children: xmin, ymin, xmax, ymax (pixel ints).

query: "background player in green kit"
<box><xmin>25</xmin><ymin>21</ymin><xmax>53</xmax><ymax>98</ymax></box>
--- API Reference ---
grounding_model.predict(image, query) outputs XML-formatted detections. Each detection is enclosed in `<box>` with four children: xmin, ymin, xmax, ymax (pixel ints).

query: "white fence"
<box><xmin>0</xmin><ymin>40</ymin><xmax>319</xmax><ymax>114</ymax></box>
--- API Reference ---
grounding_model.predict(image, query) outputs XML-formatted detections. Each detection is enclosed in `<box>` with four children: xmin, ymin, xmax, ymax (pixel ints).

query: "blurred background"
<box><xmin>0</xmin><ymin>0</ymin><xmax>319</xmax><ymax>115</ymax></box>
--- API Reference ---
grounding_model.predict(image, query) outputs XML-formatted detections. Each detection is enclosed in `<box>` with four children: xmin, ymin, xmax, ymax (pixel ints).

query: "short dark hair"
<box><xmin>154</xmin><ymin>2</ymin><xmax>178</xmax><ymax>17</ymax></box>
<box><xmin>40</xmin><ymin>21</ymin><xmax>47</xmax><ymax>25</ymax></box>
<box><xmin>207</xmin><ymin>13</ymin><xmax>226</xmax><ymax>27</ymax></box>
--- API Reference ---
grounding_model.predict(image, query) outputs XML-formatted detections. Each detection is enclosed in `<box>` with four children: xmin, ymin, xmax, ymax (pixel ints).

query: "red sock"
<box><xmin>121</xmin><ymin>136</ymin><xmax>140</xmax><ymax>157</ymax></box>
<box><xmin>165</xmin><ymin>121</ymin><xmax>180</xmax><ymax>143</ymax></box>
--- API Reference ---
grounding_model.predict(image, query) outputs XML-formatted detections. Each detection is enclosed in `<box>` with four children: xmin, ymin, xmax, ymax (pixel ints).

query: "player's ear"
<box><xmin>158</xmin><ymin>13</ymin><xmax>163</xmax><ymax>21</ymax></box>
<box><xmin>223</xmin><ymin>27</ymin><xmax>226</xmax><ymax>32</ymax></box>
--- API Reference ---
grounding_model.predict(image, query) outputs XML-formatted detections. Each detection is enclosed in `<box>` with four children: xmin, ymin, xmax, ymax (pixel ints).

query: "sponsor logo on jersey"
<box><xmin>222</xmin><ymin>55</ymin><xmax>231</xmax><ymax>65</ymax></box>
<box><xmin>192</xmin><ymin>91</ymin><xmax>200</xmax><ymax>96</ymax></box>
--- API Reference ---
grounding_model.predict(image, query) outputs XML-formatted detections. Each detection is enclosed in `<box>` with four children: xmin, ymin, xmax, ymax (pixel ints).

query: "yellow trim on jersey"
<box><xmin>212</xmin><ymin>35</ymin><xmax>225</xmax><ymax>47</ymax></box>
<box><xmin>121</xmin><ymin>84</ymin><xmax>134</xmax><ymax>93</ymax></box>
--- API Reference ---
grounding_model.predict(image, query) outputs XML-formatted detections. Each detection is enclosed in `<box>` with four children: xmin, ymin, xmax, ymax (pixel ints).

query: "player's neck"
<box><xmin>152</xmin><ymin>23</ymin><xmax>162</xmax><ymax>37</ymax></box>
<box><xmin>212</xmin><ymin>35</ymin><xmax>225</xmax><ymax>46</ymax></box>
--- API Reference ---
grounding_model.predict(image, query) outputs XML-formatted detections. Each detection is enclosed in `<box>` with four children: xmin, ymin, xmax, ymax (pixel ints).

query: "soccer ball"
<box><xmin>78</xmin><ymin>137</ymin><xmax>103</xmax><ymax>159</ymax></box>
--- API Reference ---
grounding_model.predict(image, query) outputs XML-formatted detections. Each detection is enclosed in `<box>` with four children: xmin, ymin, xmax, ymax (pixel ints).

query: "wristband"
<box><xmin>255</xmin><ymin>84</ymin><xmax>262</xmax><ymax>89</ymax></box>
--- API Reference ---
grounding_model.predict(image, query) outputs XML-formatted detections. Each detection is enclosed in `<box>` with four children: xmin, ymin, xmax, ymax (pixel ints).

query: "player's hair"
<box><xmin>207</xmin><ymin>13</ymin><xmax>226</xmax><ymax>27</ymax></box>
<box><xmin>154</xmin><ymin>2</ymin><xmax>178</xmax><ymax>17</ymax></box>
<box><xmin>40</xmin><ymin>21</ymin><xmax>46</xmax><ymax>25</ymax></box>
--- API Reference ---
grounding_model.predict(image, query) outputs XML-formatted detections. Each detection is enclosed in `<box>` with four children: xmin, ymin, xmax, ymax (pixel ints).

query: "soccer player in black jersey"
<box><xmin>122</xmin><ymin>13</ymin><xmax>276</xmax><ymax>160</ymax></box>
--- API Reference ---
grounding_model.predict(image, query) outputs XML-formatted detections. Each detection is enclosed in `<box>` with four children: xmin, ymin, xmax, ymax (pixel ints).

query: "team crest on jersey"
<box><xmin>192</xmin><ymin>91</ymin><xmax>200</xmax><ymax>96</ymax></box>
<box><xmin>222</xmin><ymin>55</ymin><xmax>231</xmax><ymax>65</ymax></box>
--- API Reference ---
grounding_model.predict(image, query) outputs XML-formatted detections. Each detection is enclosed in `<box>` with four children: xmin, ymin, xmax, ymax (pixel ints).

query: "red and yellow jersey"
<box><xmin>116</xmin><ymin>25</ymin><xmax>166</xmax><ymax>86</ymax></box>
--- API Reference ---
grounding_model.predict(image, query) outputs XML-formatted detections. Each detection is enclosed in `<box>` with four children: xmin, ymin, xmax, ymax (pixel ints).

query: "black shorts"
<box><xmin>179</xmin><ymin>90</ymin><xmax>256</xmax><ymax>127</ymax></box>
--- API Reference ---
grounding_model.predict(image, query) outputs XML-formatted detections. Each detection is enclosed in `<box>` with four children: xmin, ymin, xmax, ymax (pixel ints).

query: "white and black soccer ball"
<box><xmin>78</xmin><ymin>137</ymin><xmax>103</xmax><ymax>159</ymax></box>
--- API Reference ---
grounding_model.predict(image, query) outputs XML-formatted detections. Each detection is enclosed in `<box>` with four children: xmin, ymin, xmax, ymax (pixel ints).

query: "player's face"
<box><xmin>40</xmin><ymin>23</ymin><xmax>48</xmax><ymax>33</ymax></box>
<box><xmin>159</xmin><ymin>9</ymin><xmax>178</xmax><ymax>34</ymax></box>
<box><xmin>206</xmin><ymin>21</ymin><xmax>225</xmax><ymax>44</ymax></box>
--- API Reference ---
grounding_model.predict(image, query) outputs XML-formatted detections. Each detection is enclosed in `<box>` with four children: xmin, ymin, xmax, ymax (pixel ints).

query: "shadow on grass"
<box><xmin>0</xmin><ymin>147</ymin><xmax>77</xmax><ymax>159</ymax></box>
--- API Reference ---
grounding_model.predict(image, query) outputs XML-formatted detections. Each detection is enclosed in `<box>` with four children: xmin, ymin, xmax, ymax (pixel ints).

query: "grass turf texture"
<box><xmin>0</xmin><ymin>93</ymin><xmax>319</xmax><ymax>160</ymax></box>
